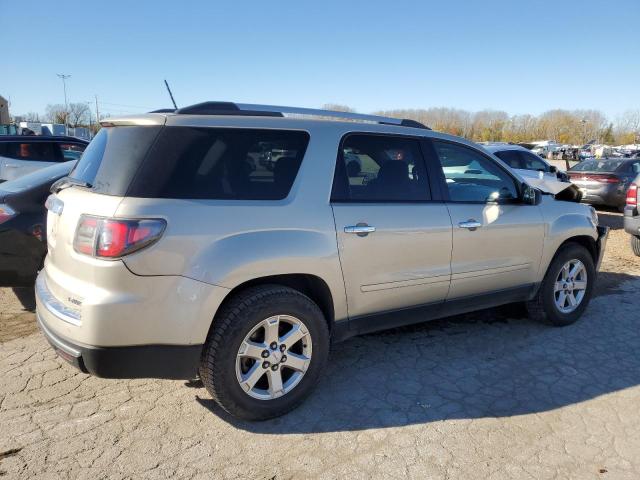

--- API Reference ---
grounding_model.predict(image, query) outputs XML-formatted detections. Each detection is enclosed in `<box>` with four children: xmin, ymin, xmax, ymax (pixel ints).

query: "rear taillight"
<box><xmin>599</xmin><ymin>176</ymin><xmax>620</xmax><ymax>184</ymax></box>
<box><xmin>627</xmin><ymin>184</ymin><xmax>638</xmax><ymax>207</ymax></box>
<box><xmin>73</xmin><ymin>215</ymin><xmax>166</xmax><ymax>259</ymax></box>
<box><xmin>0</xmin><ymin>205</ymin><xmax>16</xmax><ymax>225</ymax></box>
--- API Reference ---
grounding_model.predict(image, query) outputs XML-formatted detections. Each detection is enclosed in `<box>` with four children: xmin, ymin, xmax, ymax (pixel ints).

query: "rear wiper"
<box><xmin>51</xmin><ymin>177</ymin><xmax>93</xmax><ymax>194</ymax></box>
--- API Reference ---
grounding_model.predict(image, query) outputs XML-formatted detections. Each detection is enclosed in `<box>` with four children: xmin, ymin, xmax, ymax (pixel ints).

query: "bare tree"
<box><xmin>67</xmin><ymin>102</ymin><xmax>90</xmax><ymax>127</ymax></box>
<box><xmin>322</xmin><ymin>104</ymin><xmax>356</xmax><ymax>113</ymax></box>
<box><xmin>45</xmin><ymin>104</ymin><xmax>68</xmax><ymax>124</ymax></box>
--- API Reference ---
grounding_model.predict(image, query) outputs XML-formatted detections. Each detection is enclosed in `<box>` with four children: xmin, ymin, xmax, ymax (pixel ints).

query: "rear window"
<box><xmin>128</xmin><ymin>127</ymin><xmax>309</xmax><ymax>200</ymax></box>
<box><xmin>69</xmin><ymin>126</ymin><xmax>162</xmax><ymax>195</ymax></box>
<box><xmin>569</xmin><ymin>159</ymin><xmax>624</xmax><ymax>172</ymax></box>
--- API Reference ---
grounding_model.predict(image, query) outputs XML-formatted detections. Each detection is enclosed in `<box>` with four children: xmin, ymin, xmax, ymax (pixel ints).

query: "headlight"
<box><xmin>589</xmin><ymin>206</ymin><xmax>598</xmax><ymax>227</ymax></box>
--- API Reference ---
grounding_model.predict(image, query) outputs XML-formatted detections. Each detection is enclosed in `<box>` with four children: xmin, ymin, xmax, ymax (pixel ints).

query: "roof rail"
<box><xmin>171</xmin><ymin>102</ymin><xmax>431</xmax><ymax>129</ymax></box>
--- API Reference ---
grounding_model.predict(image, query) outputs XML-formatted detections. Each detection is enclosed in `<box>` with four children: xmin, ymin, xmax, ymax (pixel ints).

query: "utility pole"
<box><xmin>57</xmin><ymin>73</ymin><xmax>71</xmax><ymax>135</ymax></box>
<box><xmin>95</xmin><ymin>95</ymin><xmax>100</xmax><ymax>125</ymax></box>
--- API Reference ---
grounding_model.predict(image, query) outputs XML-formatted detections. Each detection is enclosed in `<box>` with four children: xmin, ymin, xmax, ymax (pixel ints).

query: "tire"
<box><xmin>632</xmin><ymin>235</ymin><xmax>640</xmax><ymax>257</ymax></box>
<box><xmin>199</xmin><ymin>285</ymin><xmax>330</xmax><ymax>421</ymax></box>
<box><xmin>526</xmin><ymin>243</ymin><xmax>596</xmax><ymax>326</ymax></box>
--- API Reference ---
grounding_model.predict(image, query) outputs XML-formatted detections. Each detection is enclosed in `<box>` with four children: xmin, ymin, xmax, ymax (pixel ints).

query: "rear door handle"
<box><xmin>344</xmin><ymin>224</ymin><xmax>376</xmax><ymax>236</ymax></box>
<box><xmin>458</xmin><ymin>220</ymin><xmax>482</xmax><ymax>231</ymax></box>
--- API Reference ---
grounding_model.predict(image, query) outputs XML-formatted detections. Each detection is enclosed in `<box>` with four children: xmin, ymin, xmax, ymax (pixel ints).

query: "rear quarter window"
<box><xmin>128</xmin><ymin>127</ymin><xmax>310</xmax><ymax>200</ymax></box>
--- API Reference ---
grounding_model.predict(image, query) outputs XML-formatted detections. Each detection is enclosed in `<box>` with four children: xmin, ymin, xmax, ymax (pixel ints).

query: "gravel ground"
<box><xmin>1</xmin><ymin>209</ymin><xmax>639</xmax><ymax>479</ymax></box>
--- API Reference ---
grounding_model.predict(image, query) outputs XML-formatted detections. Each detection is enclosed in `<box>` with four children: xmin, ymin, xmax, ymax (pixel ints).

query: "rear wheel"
<box><xmin>631</xmin><ymin>235</ymin><xmax>640</xmax><ymax>257</ymax></box>
<box><xmin>199</xmin><ymin>285</ymin><xmax>329</xmax><ymax>420</ymax></box>
<box><xmin>527</xmin><ymin>244</ymin><xmax>595</xmax><ymax>326</ymax></box>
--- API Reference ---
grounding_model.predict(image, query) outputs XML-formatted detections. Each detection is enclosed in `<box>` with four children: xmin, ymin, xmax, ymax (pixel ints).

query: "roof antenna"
<box><xmin>164</xmin><ymin>79</ymin><xmax>178</xmax><ymax>110</ymax></box>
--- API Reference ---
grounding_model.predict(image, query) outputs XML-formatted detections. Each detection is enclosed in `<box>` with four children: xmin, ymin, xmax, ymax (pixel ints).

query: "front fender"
<box><xmin>538</xmin><ymin>206</ymin><xmax>599</xmax><ymax>278</ymax></box>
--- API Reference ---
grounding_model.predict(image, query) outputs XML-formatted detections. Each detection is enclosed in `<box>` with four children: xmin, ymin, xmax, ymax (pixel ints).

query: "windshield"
<box><xmin>569</xmin><ymin>159</ymin><xmax>624</xmax><ymax>172</ymax></box>
<box><xmin>0</xmin><ymin>161</ymin><xmax>76</xmax><ymax>193</ymax></box>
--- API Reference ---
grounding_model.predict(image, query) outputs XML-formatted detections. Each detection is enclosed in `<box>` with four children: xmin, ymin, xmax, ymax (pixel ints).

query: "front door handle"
<box><xmin>344</xmin><ymin>224</ymin><xmax>376</xmax><ymax>237</ymax></box>
<box><xmin>458</xmin><ymin>219</ymin><xmax>482</xmax><ymax>231</ymax></box>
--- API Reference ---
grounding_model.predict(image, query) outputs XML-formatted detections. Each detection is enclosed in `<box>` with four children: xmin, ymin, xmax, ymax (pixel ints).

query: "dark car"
<box><xmin>624</xmin><ymin>173</ymin><xmax>640</xmax><ymax>256</ymax></box>
<box><xmin>568</xmin><ymin>158</ymin><xmax>640</xmax><ymax>211</ymax></box>
<box><xmin>0</xmin><ymin>135</ymin><xmax>88</xmax><ymax>183</ymax></box>
<box><xmin>0</xmin><ymin>161</ymin><xmax>76</xmax><ymax>287</ymax></box>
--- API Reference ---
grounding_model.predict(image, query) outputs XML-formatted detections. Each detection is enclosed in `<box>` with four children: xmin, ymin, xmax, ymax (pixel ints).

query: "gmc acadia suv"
<box><xmin>36</xmin><ymin>102</ymin><xmax>609</xmax><ymax>420</ymax></box>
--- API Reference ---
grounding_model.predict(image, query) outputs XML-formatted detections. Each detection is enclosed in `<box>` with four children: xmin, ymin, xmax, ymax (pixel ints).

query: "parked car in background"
<box><xmin>0</xmin><ymin>161</ymin><xmax>76</xmax><ymax>287</ymax></box>
<box><xmin>568</xmin><ymin>158</ymin><xmax>640</xmax><ymax>211</ymax></box>
<box><xmin>481</xmin><ymin>143</ymin><xmax>580</xmax><ymax>198</ymax></box>
<box><xmin>0</xmin><ymin>136</ymin><xmax>88</xmax><ymax>183</ymax></box>
<box><xmin>36</xmin><ymin>102</ymin><xmax>607</xmax><ymax>421</ymax></box>
<box><xmin>482</xmin><ymin>143</ymin><xmax>570</xmax><ymax>181</ymax></box>
<box><xmin>624</xmin><ymin>173</ymin><xmax>640</xmax><ymax>256</ymax></box>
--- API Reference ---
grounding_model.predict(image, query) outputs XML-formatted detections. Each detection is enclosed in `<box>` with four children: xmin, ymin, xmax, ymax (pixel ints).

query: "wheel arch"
<box><xmin>212</xmin><ymin>274</ymin><xmax>336</xmax><ymax>333</ymax></box>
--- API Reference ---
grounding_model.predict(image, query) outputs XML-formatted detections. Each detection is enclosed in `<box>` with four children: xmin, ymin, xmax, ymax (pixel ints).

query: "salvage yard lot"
<box><xmin>1</xmin><ymin>209</ymin><xmax>639</xmax><ymax>479</ymax></box>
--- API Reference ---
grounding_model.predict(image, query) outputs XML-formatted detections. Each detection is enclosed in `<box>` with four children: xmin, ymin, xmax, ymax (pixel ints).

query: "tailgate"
<box><xmin>45</xmin><ymin>188</ymin><xmax>124</xmax><ymax>306</ymax></box>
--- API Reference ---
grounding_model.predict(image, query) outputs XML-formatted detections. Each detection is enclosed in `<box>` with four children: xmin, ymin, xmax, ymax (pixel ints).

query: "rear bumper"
<box><xmin>35</xmin><ymin>263</ymin><xmax>229</xmax><ymax>379</ymax></box>
<box><xmin>36</xmin><ymin>310</ymin><xmax>202</xmax><ymax>379</ymax></box>
<box><xmin>624</xmin><ymin>207</ymin><xmax>640</xmax><ymax>237</ymax></box>
<box><xmin>596</xmin><ymin>225</ymin><xmax>609</xmax><ymax>271</ymax></box>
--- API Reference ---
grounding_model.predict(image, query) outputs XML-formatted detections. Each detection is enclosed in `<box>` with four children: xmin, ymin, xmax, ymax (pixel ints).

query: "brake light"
<box><xmin>0</xmin><ymin>205</ymin><xmax>16</xmax><ymax>224</ymax></box>
<box><xmin>598</xmin><ymin>176</ymin><xmax>620</xmax><ymax>184</ymax></box>
<box><xmin>73</xmin><ymin>215</ymin><xmax>166</xmax><ymax>259</ymax></box>
<box><xmin>627</xmin><ymin>184</ymin><xmax>638</xmax><ymax>207</ymax></box>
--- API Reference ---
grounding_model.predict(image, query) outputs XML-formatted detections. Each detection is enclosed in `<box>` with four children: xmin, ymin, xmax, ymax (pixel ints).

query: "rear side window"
<box><xmin>0</xmin><ymin>141</ymin><xmax>61</xmax><ymax>162</ymax></box>
<box><xmin>129</xmin><ymin>128</ymin><xmax>309</xmax><ymax>200</ymax></box>
<box><xmin>331</xmin><ymin>134</ymin><xmax>430</xmax><ymax>202</ymax></box>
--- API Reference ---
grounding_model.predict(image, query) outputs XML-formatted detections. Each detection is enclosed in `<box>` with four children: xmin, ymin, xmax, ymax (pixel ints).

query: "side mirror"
<box><xmin>549</xmin><ymin>165</ymin><xmax>558</xmax><ymax>173</ymax></box>
<box><xmin>521</xmin><ymin>183</ymin><xmax>540</xmax><ymax>205</ymax></box>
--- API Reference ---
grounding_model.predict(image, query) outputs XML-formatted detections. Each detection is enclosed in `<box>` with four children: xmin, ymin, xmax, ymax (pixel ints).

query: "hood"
<box><xmin>516</xmin><ymin>169</ymin><xmax>572</xmax><ymax>195</ymax></box>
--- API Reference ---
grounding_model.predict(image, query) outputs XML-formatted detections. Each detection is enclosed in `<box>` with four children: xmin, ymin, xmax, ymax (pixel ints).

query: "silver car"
<box><xmin>36</xmin><ymin>102</ymin><xmax>609</xmax><ymax>420</ymax></box>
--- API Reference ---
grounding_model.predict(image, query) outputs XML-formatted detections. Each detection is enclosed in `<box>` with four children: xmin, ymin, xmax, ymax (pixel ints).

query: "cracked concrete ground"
<box><xmin>1</xmin><ymin>210</ymin><xmax>639</xmax><ymax>479</ymax></box>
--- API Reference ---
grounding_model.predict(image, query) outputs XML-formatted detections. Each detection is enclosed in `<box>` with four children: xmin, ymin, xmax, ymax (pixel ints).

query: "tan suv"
<box><xmin>36</xmin><ymin>102</ymin><xmax>609</xmax><ymax>420</ymax></box>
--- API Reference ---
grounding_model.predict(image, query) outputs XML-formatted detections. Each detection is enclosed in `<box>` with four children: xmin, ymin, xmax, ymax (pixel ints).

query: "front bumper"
<box><xmin>596</xmin><ymin>225</ymin><xmax>609</xmax><ymax>271</ymax></box>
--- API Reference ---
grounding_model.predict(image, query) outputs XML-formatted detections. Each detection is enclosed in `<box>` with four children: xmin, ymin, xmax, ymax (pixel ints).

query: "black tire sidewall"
<box><xmin>205</xmin><ymin>289</ymin><xmax>329</xmax><ymax>420</ymax></box>
<box><xmin>632</xmin><ymin>235</ymin><xmax>640</xmax><ymax>257</ymax></box>
<box><xmin>540</xmin><ymin>245</ymin><xmax>596</xmax><ymax>326</ymax></box>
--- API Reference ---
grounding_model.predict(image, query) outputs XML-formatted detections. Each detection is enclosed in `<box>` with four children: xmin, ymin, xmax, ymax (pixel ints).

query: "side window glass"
<box><xmin>494</xmin><ymin>150</ymin><xmax>522</xmax><ymax>169</ymax></box>
<box><xmin>6</xmin><ymin>142</ymin><xmax>59</xmax><ymax>162</ymax></box>
<box><xmin>333</xmin><ymin>134</ymin><xmax>430</xmax><ymax>202</ymax></box>
<box><xmin>433</xmin><ymin>141</ymin><xmax>518</xmax><ymax>203</ymax></box>
<box><xmin>520</xmin><ymin>152</ymin><xmax>548</xmax><ymax>171</ymax></box>
<box><xmin>59</xmin><ymin>143</ymin><xmax>87</xmax><ymax>161</ymax></box>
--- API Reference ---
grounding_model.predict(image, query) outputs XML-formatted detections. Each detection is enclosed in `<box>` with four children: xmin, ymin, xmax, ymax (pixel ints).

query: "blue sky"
<box><xmin>2</xmin><ymin>0</ymin><xmax>639</xmax><ymax>120</ymax></box>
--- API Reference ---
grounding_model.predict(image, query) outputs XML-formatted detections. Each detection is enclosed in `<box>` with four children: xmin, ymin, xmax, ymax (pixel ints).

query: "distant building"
<box><xmin>0</xmin><ymin>95</ymin><xmax>9</xmax><ymax>124</ymax></box>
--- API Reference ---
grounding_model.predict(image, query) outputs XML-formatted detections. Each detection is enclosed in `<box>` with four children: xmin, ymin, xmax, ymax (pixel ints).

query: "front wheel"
<box><xmin>527</xmin><ymin>244</ymin><xmax>596</xmax><ymax>326</ymax></box>
<box><xmin>199</xmin><ymin>285</ymin><xmax>330</xmax><ymax>420</ymax></box>
<box><xmin>631</xmin><ymin>235</ymin><xmax>640</xmax><ymax>257</ymax></box>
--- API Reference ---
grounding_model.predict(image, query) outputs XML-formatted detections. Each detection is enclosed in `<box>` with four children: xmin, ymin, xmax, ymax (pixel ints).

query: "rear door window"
<box><xmin>129</xmin><ymin>128</ymin><xmax>310</xmax><ymax>200</ymax></box>
<box><xmin>331</xmin><ymin>134</ymin><xmax>431</xmax><ymax>202</ymax></box>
